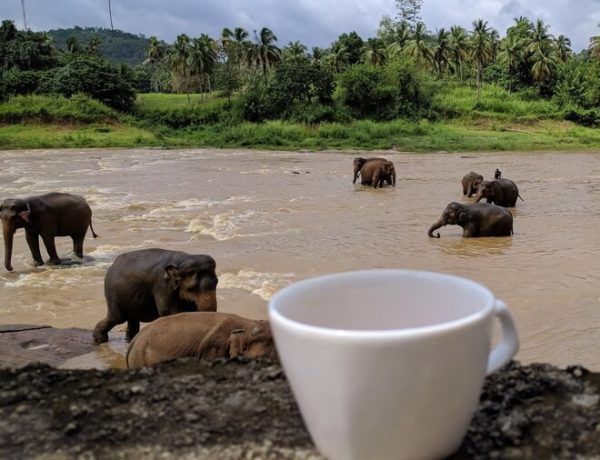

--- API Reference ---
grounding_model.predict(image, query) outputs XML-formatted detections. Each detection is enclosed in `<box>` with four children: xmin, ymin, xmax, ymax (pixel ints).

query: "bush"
<box><xmin>563</xmin><ymin>107</ymin><xmax>600</xmax><ymax>127</ymax></box>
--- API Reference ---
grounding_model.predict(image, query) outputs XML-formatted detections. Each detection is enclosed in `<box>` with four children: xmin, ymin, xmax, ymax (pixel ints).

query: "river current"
<box><xmin>0</xmin><ymin>148</ymin><xmax>599</xmax><ymax>370</ymax></box>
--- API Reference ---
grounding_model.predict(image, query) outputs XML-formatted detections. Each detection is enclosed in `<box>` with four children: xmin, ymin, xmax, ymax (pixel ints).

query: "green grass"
<box><xmin>2</xmin><ymin>88</ymin><xmax>600</xmax><ymax>151</ymax></box>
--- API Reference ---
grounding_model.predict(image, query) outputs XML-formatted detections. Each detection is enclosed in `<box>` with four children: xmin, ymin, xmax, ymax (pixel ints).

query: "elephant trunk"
<box><xmin>428</xmin><ymin>219</ymin><xmax>444</xmax><ymax>238</ymax></box>
<box><xmin>2</xmin><ymin>220</ymin><xmax>15</xmax><ymax>271</ymax></box>
<box><xmin>195</xmin><ymin>290</ymin><xmax>217</xmax><ymax>312</ymax></box>
<box><xmin>473</xmin><ymin>191</ymin><xmax>483</xmax><ymax>203</ymax></box>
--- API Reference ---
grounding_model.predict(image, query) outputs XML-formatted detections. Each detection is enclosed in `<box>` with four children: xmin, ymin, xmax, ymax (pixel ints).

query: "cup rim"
<box><xmin>268</xmin><ymin>269</ymin><xmax>495</xmax><ymax>339</ymax></box>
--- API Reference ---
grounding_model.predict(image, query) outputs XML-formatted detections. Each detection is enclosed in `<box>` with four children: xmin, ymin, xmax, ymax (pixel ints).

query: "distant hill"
<box><xmin>47</xmin><ymin>27</ymin><xmax>151</xmax><ymax>66</ymax></box>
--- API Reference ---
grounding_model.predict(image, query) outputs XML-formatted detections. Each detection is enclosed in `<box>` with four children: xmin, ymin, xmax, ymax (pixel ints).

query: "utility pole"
<box><xmin>108</xmin><ymin>0</ymin><xmax>114</xmax><ymax>31</ymax></box>
<box><xmin>21</xmin><ymin>0</ymin><xmax>28</xmax><ymax>30</ymax></box>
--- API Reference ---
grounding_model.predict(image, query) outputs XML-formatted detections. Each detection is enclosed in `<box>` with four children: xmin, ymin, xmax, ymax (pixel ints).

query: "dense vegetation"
<box><xmin>2</xmin><ymin>0</ymin><xmax>600</xmax><ymax>151</ymax></box>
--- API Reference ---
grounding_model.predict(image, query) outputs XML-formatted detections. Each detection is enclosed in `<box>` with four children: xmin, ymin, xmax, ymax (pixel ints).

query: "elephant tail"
<box><xmin>89</xmin><ymin>220</ymin><xmax>99</xmax><ymax>238</ymax></box>
<box><xmin>518</xmin><ymin>193</ymin><xmax>524</xmax><ymax>201</ymax></box>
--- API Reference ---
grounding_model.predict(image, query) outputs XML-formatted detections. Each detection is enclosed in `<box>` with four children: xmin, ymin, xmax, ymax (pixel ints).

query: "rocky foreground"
<box><xmin>1</xmin><ymin>327</ymin><xmax>599</xmax><ymax>459</ymax></box>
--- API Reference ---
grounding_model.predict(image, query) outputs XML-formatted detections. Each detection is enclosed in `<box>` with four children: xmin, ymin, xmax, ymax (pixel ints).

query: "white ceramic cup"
<box><xmin>268</xmin><ymin>269</ymin><xmax>519</xmax><ymax>460</ymax></box>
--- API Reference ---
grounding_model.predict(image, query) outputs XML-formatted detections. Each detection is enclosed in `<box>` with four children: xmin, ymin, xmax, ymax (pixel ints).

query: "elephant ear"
<box><xmin>458</xmin><ymin>210</ymin><xmax>468</xmax><ymax>224</ymax></box>
<box><xmin>227</xmin><ymin>329</ymin><xmax>246</xmax><ymax>358</ymax></box>
<box><xmin>163</xmin><ymin>264</ymin><xmax>182</xmax><ymax>290</ymax></box>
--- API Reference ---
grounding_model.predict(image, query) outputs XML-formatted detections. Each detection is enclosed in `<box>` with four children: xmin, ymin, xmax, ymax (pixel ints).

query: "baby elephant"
<box><xmin>93</xmin><ymin>248</ymin><xmax>218</xmax><ymax>343</ymax></box>
<box><xmin>126</xmin><ymin>312</ymin><xmax>277</xmax><ymax>368</ymax></box>
<box><xmin>354</xmin><ymin>157</ymin><xmax>396</xmax><ymax>188</ymax></box>
<box><xmin>428</xmin><ymin>202</ymin><xmax>513</xmax><ymax>238</ymax></box>
<box><xmin>474</xmin><ymin>178</ymin><xmax>523</xmax><ymax>207</ymax></box>
<box><xmin>461</xmin><ymin>171</ymin><xmax>483</xmax><ymax>198</ymax></box>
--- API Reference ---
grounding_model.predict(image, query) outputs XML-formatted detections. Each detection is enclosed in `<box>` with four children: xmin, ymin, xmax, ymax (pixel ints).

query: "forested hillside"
<box><xmin>47</xmin><ymin>27</ymin><xmax>149</xmax><ymax>65</ymax></box>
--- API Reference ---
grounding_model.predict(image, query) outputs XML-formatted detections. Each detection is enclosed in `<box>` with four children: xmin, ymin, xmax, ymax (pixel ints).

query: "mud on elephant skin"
<box><xmin>126</xmin><ymin>312</ymin><xmax>276</xmax><ymax>368</ymax></box>
<box><xmin>93</xmin><ymin>248</ymin><xmax>218</xmax><ymax>343</ymax></box>
<box><xmin>354</xmin><ymin>157</ymin><xmax>396</xmax><ymax>188</ymax></box>
<box><xmin>0</xmin><ymin>192</ymin><xmax>98</xmax><ymax>272</ymax></box>
<box><xmin>428</xmin><ymin>202</ymin><xmax>513</xmax><ymax>238</ymax></box>
<box><xmin>474</xmin><ymin>178</ymin><xmax>523</xmax><ymax>208</ymax></box>
<box><xmin>461</xmin><ymin>171</ymin><xmax>484</xmax><ymax>198</ymax></box>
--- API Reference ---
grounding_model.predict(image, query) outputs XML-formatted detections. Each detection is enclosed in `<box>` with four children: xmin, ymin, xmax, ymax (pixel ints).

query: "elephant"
<box><xmin>461</xmin><ymin>171</ymin><xmax>484</xmax><ymax>197</ymax></box>
<box><xmin>93</xmin><ymin>248</ymin><xmax>218</xmax><ymax>343</ymax></box>
<box><xmin>126</xmin><ymin>312</ymin><xmax>277</xmax><ymax>368</ymax></box>
<box><xmin>494</xmin><ymin>168</ymin><xmax>502</xmax><ymax>179</ymax></box>
<box><xmin>474</xmin><ymin>178</ymin><xmax>523</xmax><ymax>207</ymax></box>
<box><xmin>353</xmin><ymin>157</ymin><xmax>387</xmax><ymax>184</ymax></box>
<box><xmin>428</xmin><ymin>202</ymin><xmax>513</xmax><ymax>238</ymax></box>
<box><xmin>355</xmin><ymin>158</ymin><xmax>396</xmax><ymax>188</ymax></box>
<box><xmin>0</xmin><ymin>192</ymin><xmax>98</xmax><ymax>272</ymax></box>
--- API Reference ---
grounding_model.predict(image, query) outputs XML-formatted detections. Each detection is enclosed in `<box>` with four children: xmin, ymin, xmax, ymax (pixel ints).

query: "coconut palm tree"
<box><xmin>489</xmin><ymin>29</ymin><xmax>500</xmax><ymax>61</ymax></box>
<box><xmin>590</xmin><ymin>27</ymin><xmax>600</xmax><ymax>59</ymax></box>
<box><xmin>145</xmin><ymin>36</ymin><xmax>165</xmax><ymax>65</ymax></box>
<box><xmin>449</xmin><ymin>25</ymin><xmax>469</xmax><ymax>82</ymax></box>
<box><xmin>530</xmin><ymin>43</ymin><xmax>559</xmax><ymax>82</ymax></box>
<box><xmin>470</xmin><ymin>19</ymin><xmax>492</xmax><ymax>101</ymax></box>
<box><xmin>169</xmin><ymin>34</ymin><xmax>192</xmax><ymax>101</ymax></box>
<box><xmin>498</xmin><ymin>34</ymin><xmax>523</xmax><ymax>93</ymax></box>
<box><xmin>386</xmin><ymin>21</ymin><xmax>411</xmax><ymax>59</ymax></box>
<box><xmin>188</xmin><ymin>34</ymin><xmax>217</xmax><ymax>99</ymax></box>
<box><xmin>221</xmin><ymin>27</ymin><xmax>250</xmax><ymax>69</ymax></box>
<box><xmin>325</xmin><ymin>42</ymin><xmax>350</xmax><ymax>73</ymax></box>
<box><xmin>527</xmin><ymin>18</ymin><xmax>553</xmax><ymax>54</ymax></box>
<box><xmin>362</xmin><ymin>38</ymin><xmax>386</xmax><ymax>66</ymax></box>
<box><xmin>554</xmin><ymin>35</ymin><xmax>572</xmax><ymax>62</ymax></box>
<box><xmin>404</xmin><ymin>22</ymin><xmax>431</xmax><ymax>67</ymax></box>
<box><xmin>283</xmin><ymin>41</ymin><xmax>308</xmax><ymax>61</ymax></box>
<box><xmin>250</xmin><ymin>27</ymin><xmax>281</xmax><ymax>78</ymax></box>
<box><xmin>431</xmin><ymin>28</ymin><xmax>451</xmax><ymax>78</ymax></box>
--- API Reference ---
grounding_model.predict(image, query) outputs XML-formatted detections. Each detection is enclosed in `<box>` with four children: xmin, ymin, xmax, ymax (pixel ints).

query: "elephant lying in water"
<box><xmin>93</xmin><ymin>248</ymin><xmax>218</xmax><ymax>343</ymax></box>
<box><xmin>126</xmin><ymin>312</ymin><xmax>276</xmax><ymax>368</ymax></box>
<box><xmin>0</xmin><ymin>192</ymin><xmax>98</xmax><ymax>271</ymax></box>
<box><xmin>428</xmin><ymin>202</ymin><xmax>513</xmax><ymax>238</ymax></box>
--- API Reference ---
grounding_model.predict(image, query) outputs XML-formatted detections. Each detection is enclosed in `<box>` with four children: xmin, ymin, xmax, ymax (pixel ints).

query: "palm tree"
<box><xmin>431</xmin><ymin>28</ymin><xmax>451</xmax><ymax>78</ymax></box>
<box><xmin>362</xmin><ymin>38</ymin><xmax>386</xmax><ymax>66</ymax></box>
<box><xmin>221</xmin><ymin>27</ymin><xmax>250</xmax><ymax>71</ymax></box>
<box><xmin>325</xmin><ymin>43</ymin><xmax>349</xmax><ymax>73</ymax></box>
<box><xmin>188</xmin><ymin>34</ymin><xmax>217</xmax><ymax>99</ymax></box>
<box><xmin>283</xmin><ymin>41</ymin><xmax>308</xmax><ymax>61</ymax></box>
<box><xmin>311</xmin><ymin>46</ymin><xmax>325</xmax><ymax>63</ymax></box>
<box><xmin>590</xmin><ymin>26</ymin><xmax>600</xmax><ymax>59</ymax></box>
<box><xmin>554</xmin><ymin>35</ymin><xmax>572</xmax><ymax>62</ymax></box>
<box><xmin>498</xmin><ymin>34</ymin><xmax>523</xmax><ymax>93</ymax></box>
<box><xmin>530</xmin><ymin>43</ymin><xmax>559</xmax><ymax>82</ymax></box>
<box><xmin>404</xmin><ymin>22</ymin><xmax>431</xmax><ymax>67</ymax></box>
<box><xmin>86</xmin><ymin>35</ymin><xmax>102</xmax><ymax>56</ymax></box>
<box><xmin>527</xmin><ymin>19</ymin><xmax>553</xmax><ymax>54</ymax></box>
<box><xmin>449</xmin><ymin>26</ymin><xmax>469</xmax><ymax>82</ymax></box>
<box><xmin>386</xmin><ymin>21</ymin><xmax>411</xmax><ymax>59</ymax></box>
<box><xmin>470</xmin><ymin>19</ymin><xmax>492</xmax><ymax>101</ymax></box>
<box><xmin>250</xmin><ymin>27</ymin><xmax>281</xmax><ymax>78</ymax></box>
<box><xmin>169</xmin><ymin>34</ymin><xmax>192</xmax><ymax>101</ymax></box>
<box><xmin>489</xmin><ymin>29</ymin><xmax>500</xmax><ymax>61</ymax></box>
<box><xmin>145</xmin><ymin>36</ymin><xmax>165</xmax><ymax>64</ymax></box>
<box><xmin>66</xmin><ymin>35</ymin><xmax>80</xmax><ymax>54</ymax></box>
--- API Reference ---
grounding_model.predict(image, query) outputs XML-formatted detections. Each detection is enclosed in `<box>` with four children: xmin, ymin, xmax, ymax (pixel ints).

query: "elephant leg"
<box><xmin>126</xmin><ymin>320</ymin><xmax>140</xmax><ymax>342</ymax></box>
<box><xmin>25</xmin><ymin>231</ymin><xmax>44</xmax><ymax>266</ymax></box>
<box><xmin>41</xmin><ymin>234</ymin><xmax>60</xmax><ymax>265</ymax></box>
<box><xmin>93</xmin><ymin>316</ymin><xmax>123</xmax><ymax>343</ymax></box>
<box><xmin>72</xmin><ymin>234</ymin><xmax>85</xmax><ymax>259</ymax></box>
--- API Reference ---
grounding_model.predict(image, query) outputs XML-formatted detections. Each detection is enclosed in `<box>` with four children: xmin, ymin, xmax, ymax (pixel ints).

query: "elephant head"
<box><xmin>381</xmin><ymin>161</ymin><xmax>396</xmax><ymax>186</ymax></box>
<box><xmin>227</xmin><ymin>321</ymin><xmax>277</xmax><ymax>361</ymax></box>
<box><xmin>0</xmin><ymin>198</ymin><xmax>31</xmax><ymax>271</ymax></box>
<box><xmin>353</xmin><ymin>157</ymin><xmax>367</xmax><ymax>183</ymax></box>
<box><xmin>428</xmin><ymin>202</ymin><xmax>468</xmax><ymax>238</ymax></box>
<box><xmin>163</xmin><ymin>255</ymin><xmax>218</xmax><ymax>312</ymax></box>
<box><xmin>474</xmin><ymin>180</ymin><xmax>498</xmax><ymax>203</ymax></box>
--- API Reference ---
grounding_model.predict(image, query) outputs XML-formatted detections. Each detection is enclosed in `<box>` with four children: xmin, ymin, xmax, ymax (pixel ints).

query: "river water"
<box><xmin>0</xmin><ymin>148</ymin><xmax>599</xmax><ymax>370</ymax></box>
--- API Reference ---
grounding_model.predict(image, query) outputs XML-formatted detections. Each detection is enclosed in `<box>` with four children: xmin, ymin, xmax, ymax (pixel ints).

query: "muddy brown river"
<box><xmin>0</xmin><ymin>148</ymin><xmax>599</xmax><ymax>370</ymax></box>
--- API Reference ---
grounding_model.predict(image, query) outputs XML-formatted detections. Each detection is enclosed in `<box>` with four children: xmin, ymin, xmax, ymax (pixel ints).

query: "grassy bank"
<box><xmin>1</xmin><ymin>88</ymin><xmax>600</xmax><ymax>152</ymax></box>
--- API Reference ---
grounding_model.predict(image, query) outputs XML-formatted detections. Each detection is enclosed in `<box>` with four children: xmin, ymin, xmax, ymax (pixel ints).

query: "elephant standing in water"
<box><xmin>461</xmin><ymin>171</ymin><xmax>483</xmax><ymax>197</ymax></box>
<box><xmin>126</xmin><ymin>312</ymin><xmax>277</xmax><ymax>368</ymax></box>
<box><xmin>93</xmin><ymin>248</ymin><xmax>218</xmax><ymax>343</ymax></box>
<box><xmin>428</xmin><ymin>202</ymin><xmax>513</xmax><ymax>238</ymax></box>
<box><xmin>0</xmin><ymin>192</ymin><xmax>98</xmax><ymax>271</ymax></box>
<box><xmin>354</xmin><ymin>157</ymin><xmax>396</xmax><ymax>188</ymax></box>
<box><xmin>474</xmin><ymin>178</ymin><xmax>522</xmax><ymax>207</ymax></box>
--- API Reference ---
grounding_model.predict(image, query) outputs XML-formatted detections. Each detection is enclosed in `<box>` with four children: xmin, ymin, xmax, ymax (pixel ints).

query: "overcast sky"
<box><xmin>1</xmin><ymin>0</ymin><xmax>599</xmax><ymax>52</ymax></box>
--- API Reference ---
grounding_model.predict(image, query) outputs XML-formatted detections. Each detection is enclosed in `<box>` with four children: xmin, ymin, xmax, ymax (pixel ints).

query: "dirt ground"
<box><xmin>1</xmin><ymin>327</ymin><xmax>600</xmax><ymax>459</ymax></box>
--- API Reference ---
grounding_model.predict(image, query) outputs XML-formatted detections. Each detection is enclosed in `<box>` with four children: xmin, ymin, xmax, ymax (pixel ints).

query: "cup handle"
<box><xmin>486</xmin><ymin>299</ymin><xmax>520</xmax><ymax>375</ymax></box>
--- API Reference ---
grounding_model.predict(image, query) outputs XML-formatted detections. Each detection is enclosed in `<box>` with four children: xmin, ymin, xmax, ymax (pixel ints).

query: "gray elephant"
<box><xmin>0</xmin><ymin>192</ymin><xmax>98</xmax><ymax>271</ymax></box>
<box><xmin>355</xmin><ymin>158</ymin><xmax>396</xmax><ymax>188</ymax></box>
<box><xmin>474</xmin><ymin>178</ymin><xmax>522</xmax><ymax>207</ymax></box>
<box><xmin>428</xmin><ymin>202</ymin><xmax>513</xmax><ymax>238</ymax></box>
<box><xmin>126</xmin><ymin>312</ymin><xmax>276</xmax><ymax>368</ymax></box>
<box><xmin>93</xmin><ymin>248</ymin><xmax>218</xmax><ymax>343</ymax></box>
<box><xmin>353</xmin><ymin>157</ymin><xmax>387</xmax><ymax>184</ymax></box>
<box><xmin>461</xmin><ymin>171</ymin><xmax>484</xmax><ymax>197</ymax></box>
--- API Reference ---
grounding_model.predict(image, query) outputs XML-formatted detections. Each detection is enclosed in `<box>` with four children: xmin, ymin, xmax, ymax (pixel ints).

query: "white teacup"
<box><xmin>268</xmin><ymin>269</ymin><xmax>519</xmax><ymax>460</ymax></box>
